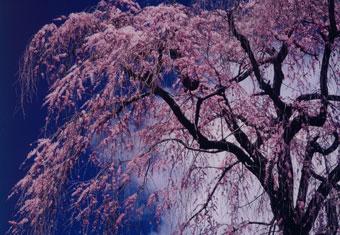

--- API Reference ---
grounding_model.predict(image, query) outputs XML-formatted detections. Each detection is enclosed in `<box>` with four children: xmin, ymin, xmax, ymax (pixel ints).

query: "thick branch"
<box><xmin>295</xmin><ymin>136</ymin><xmax>321</xmax><ymax>219</ymax></box>
<box><xmin>276</xmin><ymin>144</ymin><xmax>295</xmax><ymax>222</ymax></box>
<box><xmin>154</xmin><ymin>86</ymin><xmax>202</xmax><ymax>141</ymax></box>
<box><xmin>311</xmin><ymin>170</ymin><xmax>340</xmax><ymax>191</ymax></box>
<box><xmin>312</xmin><ymin>132</ymin><xmax>339</xmax><ymax>155</ymax></box>
<box><xmin>272</xmin><ymin>43</ymin><xmax>288</xmax><ymax>96</ymax></box>
<box><xmin>302</xmin><ymin>163</ymin><xmax>340</xmax><ymax>232</ymax></box>
<box><xmin>152</xmin><ymin>85</ymin><xmax>282</xmax><ymax>200</ymax></box>
<box><xmin>221</xmin><ymin>96</ymin><xmax>265</xmax><ymax>165</ymax></box>
<box><xmin>295</xmin><ymin>132</ymin><xmax>338</xmax><ymax>220</ymax></box>
<box><xmin>220</xmin><ymin>93</ymin><xmax>276</xmax><ymax>200</ymax></box>
<box><xmin>283</xmin><ymin>106</ymin><xmax>327</xmax><ymax>144</ymax></box>
<box><xmin>328</xmin><ymin>0</ymin><xmax>338</xmax><ymax>41</ymax></box>
<box><xmin>154</xmin><ymin>86</ymin><xmax>255</xmax><ymax>164</ymax></box>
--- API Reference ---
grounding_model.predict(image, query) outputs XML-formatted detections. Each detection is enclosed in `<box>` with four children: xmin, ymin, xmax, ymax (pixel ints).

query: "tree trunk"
<box><xmin>281</xmin><ymin>221</ymin><xmax>308</xmax><ymax>235</ymax></box>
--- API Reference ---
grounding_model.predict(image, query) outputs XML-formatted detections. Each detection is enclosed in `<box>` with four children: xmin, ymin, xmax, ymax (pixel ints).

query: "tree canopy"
<box><xmin>11</xmin><ymin>0</ymin><xmax>340</xmax><ymax>234</ymax></box>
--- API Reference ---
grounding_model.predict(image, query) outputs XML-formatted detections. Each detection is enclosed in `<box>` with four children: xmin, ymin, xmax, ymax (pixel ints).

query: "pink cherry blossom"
<box><xmin>11</xmin><ymin>0</ymin><xmax>340</xmax><ymax>234</ymax></box>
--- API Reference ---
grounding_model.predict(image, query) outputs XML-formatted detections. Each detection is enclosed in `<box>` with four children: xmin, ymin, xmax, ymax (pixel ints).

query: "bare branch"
<box><xmin>183</xmin><ymin>161</ymin><xmax>240</xmax><ymax>229</ymax></box>
<box><xmin>148</xmin><ymin>138</ymin><xmax>223</xmax><ymax>154</ymax></box>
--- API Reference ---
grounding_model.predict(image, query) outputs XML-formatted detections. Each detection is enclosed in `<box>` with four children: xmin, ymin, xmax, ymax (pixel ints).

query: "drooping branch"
<box><xmin>183</xmin><ymin>160</ymin><xmax>240</xmax><ymax>229</ymax></box>
<box><xmin>147</xmin><ymin>138</ymin><xmax>224</xmax><ymax>154</ymax></box>
<box><xmin>92</xmin><ymin>92</ymin><xmax>151</xmax><ymax>132</ymax></box>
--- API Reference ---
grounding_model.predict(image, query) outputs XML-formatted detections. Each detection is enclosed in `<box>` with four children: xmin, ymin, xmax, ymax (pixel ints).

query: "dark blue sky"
<box><xmin>0</xmin><ymin>1</ymin><xmax>98</xmax><ymax>233</ymax></box>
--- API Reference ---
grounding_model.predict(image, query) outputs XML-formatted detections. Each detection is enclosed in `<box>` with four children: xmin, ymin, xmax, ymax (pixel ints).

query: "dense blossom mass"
<box><xmin>11</xmin><ymin>0</ymin><xmax>340</xmax><ymax>234</ymax></box>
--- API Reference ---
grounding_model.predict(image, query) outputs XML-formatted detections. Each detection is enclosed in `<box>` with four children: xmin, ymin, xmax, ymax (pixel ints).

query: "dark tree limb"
<box><xmin>295</xmin><ymin>136</ymin><xmax>323</xmax><ymax>219</ymax></box>
<box><xmin>325</xmin><ymin>196</ymin><xmax>339</xmax><ymax>235</ymax></box>
<box><xmin>310</xmin><ymin>169</ymin><xmax>340</xmax><ymax>191</ymax></box>
<box><xmin>323</xmin><ymin>155</ymin><xmax>340</xmax><ymax>235</ymax></box>
<box><xmin>295</xmin><ymin>133</ymin><xmax>339</xmax><ymax>220</ymax></box>
<box><xmin>221</xmin><ymin>94</ymin><xmax>266</xmax><ymax>165</ymax></box>
<box><xmin>283</xmin><ymin>34</ymin><xmax>333</xmax><ymax>144</ymax></box>
<box><xmin>283</xmin><ymin>107</ymin><xmax>328</xmax><ymax>144</ymax></box>
<box><xmin>220</xmin><ymin>92</ymin><xmax>277</xmax><ymax>202</ymax></box>
<box><xmin>195</xmin><ymin>87</ymin><xmax>225</xmax><ymax>128</ymax></box>
<box><xmin>228</xmin><ymin>13</ymin><xmax>291</xmax><ymax>118</ymax></box>
<box><xmin>312</xmin><ymin>132</ymin><xmax>339</xmax><ymax>155</ymax></box>
<box><xmin>276</xmin><ymin>143</ymin><xmax>295</xmax><ymax>225</ymax></box>
<box><xmin>154</xmin><ymin>85</ymin><xmax>280</xmax><ymax>202</ymax></box>
<box><xmin>327</xmin><ymin>0</ymin><xmax>338</xmax><ymax>41</ymax></box>
<box><xmin>296</xmin><ymin>93</ymin><xmax>340</xmax><ymax>102</ymax></box>
<box><xmin>153</xmin><ymin>86</ymin><xmax>256</xmax><ymax>167</ymax></box>
<box><xmin>301</xmin><ymin>163</ymin><xmax>340</xmax><ymax>232</ymax></box>
<box><xmin>272</xmin><ymin>43</ymin><xmax>288</xmax><ymax>96</ymax></box>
